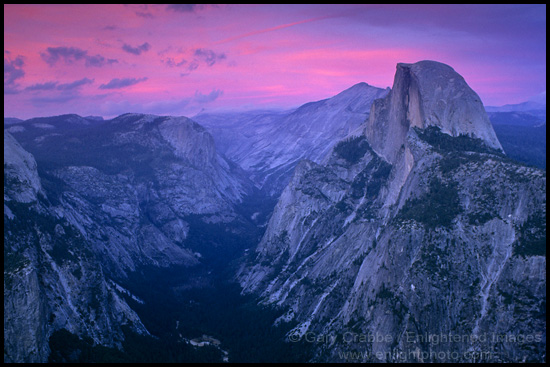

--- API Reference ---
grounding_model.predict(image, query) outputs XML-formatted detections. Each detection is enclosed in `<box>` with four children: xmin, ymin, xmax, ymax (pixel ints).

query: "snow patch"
<box><xmin>32</xmin><ymin>123</ymin><xmax>55</xmax><ymax>129</ymax></box>
<box><xmin>7</xmin><ymin>125</ymin><xmax>25</xmax><ymax>133</ymax></box>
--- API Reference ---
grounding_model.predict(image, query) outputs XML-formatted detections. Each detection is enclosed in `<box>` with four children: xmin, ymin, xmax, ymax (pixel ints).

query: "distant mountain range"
<box><xmin>485</xmin><ymin>100</ymin><xmax>546</xmax><ymax>113</ymax></box>
<box><xmin>193</xmin><ymin>83</ymin><xmax>389</xmax><ymax>196</ymax></box>
<box><xmin>484</xmin><ymin>105</ymin><xmax>546</xmax><ymax>169</ymax></box>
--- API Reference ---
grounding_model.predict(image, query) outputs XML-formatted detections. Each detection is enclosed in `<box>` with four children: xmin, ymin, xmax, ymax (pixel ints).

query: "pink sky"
<box><xmin>4</xmin><ymin>4</ymin><xmax>546</xmax><ymax>119</ymax></box>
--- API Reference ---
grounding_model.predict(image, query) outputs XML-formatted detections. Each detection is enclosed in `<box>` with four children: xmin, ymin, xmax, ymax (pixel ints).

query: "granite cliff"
<box><xmin>4</xmin><ymin>131</ymin><xmax>148</xmax><ymax>362</ymax></box>
<box><xmin>239</xmin><ymin>61</ymin><xmax>546</xmax><ymax>362</ymax></box>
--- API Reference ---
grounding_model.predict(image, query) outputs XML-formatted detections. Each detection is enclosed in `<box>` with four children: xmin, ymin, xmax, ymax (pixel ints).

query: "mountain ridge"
<box><xmin>194</xmin><ymin>82</ymin><xmax>389</xmax><ymax>196</ymax></box>
<box><xmin>239</xmin><ymin>60</ymin><xmax>546</xmax><ymax>362</ymax></box>
<box><xmin>4</xmin><ymin>112</ymin><xmax>260</xmax><ymax>362</ymax></box>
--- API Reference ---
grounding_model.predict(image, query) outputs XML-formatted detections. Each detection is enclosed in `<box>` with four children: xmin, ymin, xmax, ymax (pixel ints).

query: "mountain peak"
<box><xmin>366</xmin><ymin>60</ymin><xmax>503</xmax><ymax>163</ymax></box>
<box><xmin>332</xmin><ymin>81</ymin><xmax>378</xmax><ymax>97</ymax></box>
<box><xmin>343</xmin><ymin>81</ymin><xmax>371</xmax><ymax>90</ymax></box>
<box><xmin>397</xmin><ymin>59</ymin><xmax>456</xmax><ymax>72</ymax></box>
<box><xmin>326</xmin><ymin>82</ymin><xmax>388</xmax><ymax>110</ymax></box>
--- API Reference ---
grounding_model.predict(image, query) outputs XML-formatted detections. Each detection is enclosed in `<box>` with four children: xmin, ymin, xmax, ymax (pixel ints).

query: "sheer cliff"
<box><xmin>366</xmin><ymin>61</ymin><xmax>502</xmax><ymax>165</ymax></box>
<box><xmin>4</xmin><ymin>131</ymin><xmax>148</xmax><ymax>363</ymax></box>
<box><xmin>239</xmin><ymin>61</ymin><xmax>546</xmax><ymax>362</ymax></box>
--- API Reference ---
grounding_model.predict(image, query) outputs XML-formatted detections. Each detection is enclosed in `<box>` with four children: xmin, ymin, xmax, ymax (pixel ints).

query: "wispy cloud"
<box><xmin>41</xmin><ymin>46</ymin><xmax>86</xmax><ymax>65</ymax></box>
<box><xmin>99</xmin><ymin>77</ymin><xmax>148</xmax><ymax>90</ymax></box>
<box><xmin>30</xmin><ymin>94</ymin><xmax>79</xmax><ymax>105</ymax></box>
<box><xmin>85</xmin><ymin>54</ymin><xmax>118</xmax><ymax>67</ymax></box>
<box><xmin>25</xmin><ymin>78</ymin><xmax>94</xmax><ymax>92</ymax></box>
<box><xmin>25</xmin><ymin>81</ymin><xmax>58</xmax><ymax>91</ymax></box>
<box><xmin>193</xmin><ymin>48</ymin><xmax>226</xmax><ymax>67</ymax></box>
<box><xmin>166</xmin><ymin>4</ymin><xmax>205</xmax><ymax>13</ymax></box>
<box><xmin>214</xmin><ymin>15</ymin><xmax>334</xmax><ymax>45</ymax></box>
<box><xmin>26</xmin><ymin>77</ymin><xmax>94</xmax><ymax>108</ymax></box>
<box><xmin>163</xmin><ymin>48</ymin><xmax>226</xmax><ymax>74</ymax></box>
<box><xmin>4</xmin><ymin>54</ymin><xmax>25</xmax><ymax>94</ymax></box>
<box><xmin>124</xmin><ymin>4</ymin><xmax>155</xmax><ymax>19</ymax></box>
<box><xmin>41</xmin><ymin>46</ymin><xmax>118</xmax><ymax>67</ymax></box>
<box><xmin>99</xmin><ymin>97</ymin><xmax>192</xmax><ymax>117</ymax></box>
<box><xmin>163</xmin><ymin>57</ymin><xmax>187</xmax><ymax>68</ymax></box>
<box><xmin>194</xmin><ymin>89</ymin><xmax>223</xmax><ymax>103</ymax></box>
<box><xmin>135</xmin><ymin>11</ymin><xmax>154</xmax><ymax>18</ymax></box>
<box><xmin>57</xmin><ymin>77</ymin><xmax>94</xmax><ymax>90</ymax></box>
<box><xmin>122</xmin><ymin>42</ymin><xmax>151</xmax><ymax>55</ymax></box>
<box><xmin>187</xmin><ymin>61</ymin><xmax>199</xmax><ymax>71</ymax></box>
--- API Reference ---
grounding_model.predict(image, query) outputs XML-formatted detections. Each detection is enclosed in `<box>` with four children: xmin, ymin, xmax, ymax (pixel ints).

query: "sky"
<box><xmin>4</xmin><ymin>4</ymin><xmax>547</xmax><ymax>120</ymax></box>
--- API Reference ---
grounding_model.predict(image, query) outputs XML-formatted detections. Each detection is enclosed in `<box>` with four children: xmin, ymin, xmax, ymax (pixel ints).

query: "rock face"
<box><xmin>7</xmin><ymin>113</ymin><xmax>255</xmax><ymax>275</ymax></box>
<box><xmin>366</xmin><ymin>61</ymin><xmax>502</xmax><ymax>164</ymax></box>
<box><xmin>239</xmin><ymin>61</ymin><xmax>546</xmax><ymax>362</ymax></box>
<box><xmin>194</xmin><ymin>83</ymin><xmax>389</xmax><ymax>196</ymax></box>
<box><xmin>4</xmin><ymin>132</ymin><xmax>148</xmax><ymax>363</ymax></box>
<box><xmin>4</xmin><ymin>132</ymin><xmax>44</xmax><ymax>203</ymax></box>
<box><xmin>4</xmin><ymin>113</ymin><xmax>256</xmax><ymax>362</ymax></box>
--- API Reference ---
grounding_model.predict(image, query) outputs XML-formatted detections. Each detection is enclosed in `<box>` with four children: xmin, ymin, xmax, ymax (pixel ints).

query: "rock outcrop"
<box><xmin>239</xmin><ymin>61</ymin><xmax>546</xmax><ymax>362</ymax></box>
<box><xmin>366</xmin><ymin>61</ymin><xmax>502</xmax><ymax>164</ymax></box>
<box><xmin>4</xmin><ymin>132</ymin><xmax>44</xmax><ymax>203</ymax></box>
<box><xmin>4</xmin><ymin>132</ymin><xmax>148</xmax><ymax>363</ymax></box>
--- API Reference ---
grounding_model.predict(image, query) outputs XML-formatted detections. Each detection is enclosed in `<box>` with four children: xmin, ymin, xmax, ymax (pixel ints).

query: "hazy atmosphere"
<box><xmin>4</xmin><ymin>4</ymin><xmax>546</xmax><ymax>364</ymax></box>
<box><xmin>4</xmin><ymin>4</ymin><xmax>546</xmax><ymax>119</ymax></box>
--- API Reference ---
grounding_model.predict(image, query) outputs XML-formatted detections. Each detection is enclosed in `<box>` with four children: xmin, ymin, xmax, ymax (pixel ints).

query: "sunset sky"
<box><xmin>4</xmin><ymin>4</ymin><xmax>546</xmax><ymax>119</ymax></box>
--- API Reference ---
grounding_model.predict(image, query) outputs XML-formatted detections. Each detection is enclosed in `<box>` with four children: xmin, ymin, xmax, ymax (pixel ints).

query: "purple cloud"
<box><xmin>122</xmin><ymin>42</ymin><xmax>151</xmax><ymax>55</ymax></box>
<box><xmin>25</xmin><ymin>78</ymin><xmax>93</xmax><ymax>92</ymax></box>
<box><xmin>162</xmin><ymin>48</ymin><xmax>225</xmax><ymax>74</ymax></box>
<box><xmin>41</xmin><ymin>46</ymin><xmax>86</xmax><ymax>65</ymax></box>
<box><xmin>163</xmin><ymin>57</ymin><xmax>187</xmax><ymax>68</ymax></box>
<box><xmin>30</xmin><ymin>94</ymin><xmax>78</xmax><ymax>105</ymax></box>
<box><xmin>25</xmin><ymin>81</ymin><xmax>58</xmax><ymax>91</ymax></box>
<box><xmin>135</xmin><ymin>11</ymin><xmax>154</xmax><ymax>18</ymax></box>
<box><xmin>4</xmin><ymin>55</ymin><xmax>25</xmax><ymax>94</ymax></box>
<box><xmin>99</xmin><ymin>97</ymin><xmax>191</xmax><ymax>117</ymax></box>
<box><xmin>41</xmin><ymin>46</ymin><xmax>117</xmax><ymax>67</ymax></box>
<box><xmin>99</xmin><ymin>77</ymin><xmax>148</xmax><ymax>90</ymax></box>
<box><xmin>193</xmin><ymin>48</ymin><xmax>226</xmax><ymax>67</ymax></box>
<box><xmin>57</xmin><ymin>77</ymin><xmax>94</xmax><ymax>90</ymax></box>
<box><xmin>194</xmin><ymin>89</ymin><xmax>223</xmax><ymax>103</ymax></box>
<box><xmin>166</xmin><ymin>4</ymin><xmax>202</xmax><ymax>13</ymax></box>
<box><xmin>187</xmin><ymin>60</ymin><xmax>199</xmax><ymax>71</ymax></box>
<box><xmin>86</xmin><ymin>55</ymin><xmax>117</xmax><ymax>67</ymax></box>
